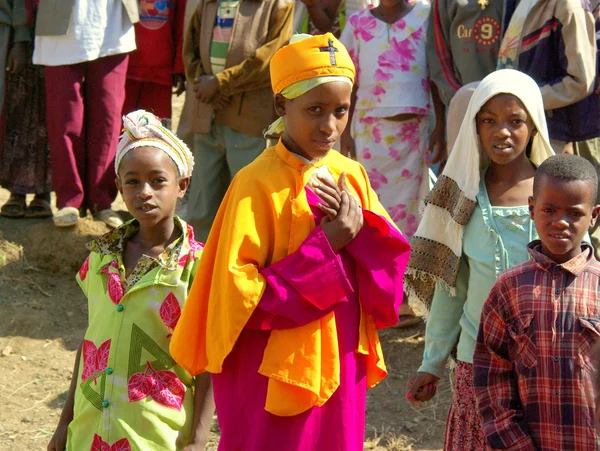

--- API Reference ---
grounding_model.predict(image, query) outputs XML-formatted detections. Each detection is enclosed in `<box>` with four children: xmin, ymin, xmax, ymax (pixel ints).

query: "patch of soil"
<box><xmin>27</xmin><ymin>220</ymin><xmax>110</xmax><ymax>274</ymax></box>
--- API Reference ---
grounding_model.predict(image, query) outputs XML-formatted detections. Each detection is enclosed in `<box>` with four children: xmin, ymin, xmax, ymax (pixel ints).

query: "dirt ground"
<box><xmin>0</xmin><ymin>94</ymin><xmax>451</xmax><ymax>450</ymax></box>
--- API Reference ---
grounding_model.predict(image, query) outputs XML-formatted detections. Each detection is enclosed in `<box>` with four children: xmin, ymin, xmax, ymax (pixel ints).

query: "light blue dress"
<box><xmin>418</xmin><ymin>177</ymin><xmax>538</xmax><ymax>377</ymax></box>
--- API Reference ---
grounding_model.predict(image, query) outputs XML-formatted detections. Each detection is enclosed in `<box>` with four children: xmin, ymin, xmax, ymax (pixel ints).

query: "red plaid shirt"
<box><xmin>474</xmin><ymin>241</ymin><xmax>600</xmax><ymax>451</ymax></box>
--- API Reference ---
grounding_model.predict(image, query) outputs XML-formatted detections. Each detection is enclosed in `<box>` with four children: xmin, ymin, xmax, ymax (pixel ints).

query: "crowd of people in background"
<box><xmin>2</xmin><ymin>0</ymin><xmax>600</xmax><ymax>450</ymax></box>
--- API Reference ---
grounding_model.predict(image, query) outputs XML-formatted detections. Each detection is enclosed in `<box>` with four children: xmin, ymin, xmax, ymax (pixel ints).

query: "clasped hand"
<box><xmin>312</xmin><ymin>172</ymin><xmax>363</xmax><ymax>252</ymax></box>
<box><xmin>193</xmin><ymin>75</ymin><xmax>231</xmax><ymax>111</ymax></box>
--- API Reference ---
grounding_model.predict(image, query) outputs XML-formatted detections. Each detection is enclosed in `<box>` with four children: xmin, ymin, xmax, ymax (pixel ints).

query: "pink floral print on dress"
<box><xmin>159</xmin><ymin>292</ymin><xmax>182</xmax><ymax>338</ymax></box>
<box><xmin>127</xmin><ymin>361</ymin><xmax>186</xmax><ymax>411</ymax></box>
<box><xmin>91</xmin><ymin>434</ymin><xmax>131</xmax><ymax>451</ymax></box>
<box><xmin>79</xmin><ymin>255</ymin><xmax>90</xmax><ymax>281</ymax></box>
<box><xmin>178</xmin><ymin>225</ymin><xmax>204</xmax><ymax>267</ymax></box>
<box><xmin>82</xmin><ymin>339</ymin><xmax>111</xmax><ymax>385</ymax></box>
<box><xmin>378</xmin><ymin>37</ymin><xmax>416</xmax><ymax>72</ymax></box>
<box><xmin>367</xmin><ymin>168</ymin><xmax>389</xmax><ymax>190</ymax></box>
<box><xmin>102</xmin><ymin>260</ymin><xmax>123</xmax><ymax>305</ymax></box>
<box><xmin>350</xmin><ymin>12</ymin><xmax>378</xmax><ymax>42</ymax></box>
<box><xmin>373</xmin><ymin>68</ymin><xmax>393</xmax><ymax>83</ymax></box>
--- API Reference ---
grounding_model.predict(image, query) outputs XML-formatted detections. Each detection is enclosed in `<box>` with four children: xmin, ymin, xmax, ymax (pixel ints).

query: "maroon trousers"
<box><xmin>45</xmin><ymin>53</ymin><xmax>128</xmax><ymax>211</ymax></box>
<box><xmin>122</xmin><ymin>79</ymin><xmax>172</xmax><ymax>120</ymax></box>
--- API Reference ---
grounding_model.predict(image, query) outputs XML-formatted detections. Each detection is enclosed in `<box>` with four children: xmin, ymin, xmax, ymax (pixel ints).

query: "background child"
<box><xmin>0</xmin><ymin>0</ymin><xmax>51</xmax><ymax>218</ymax></box>
<box><xmin>183</xmin><ymin>0</ymin><xmax>293</xmax><ymax>241</ymax></box>
<box><xmin>123</xmin><ymin>0</ymin><xmax>187</xmax><ymax>121</ymax></box>
<box><xmin>170</xmin><ymin>34</ymin><xmax>411</xmax><ymax>450</ymax></box>
<box><xmin>474</xmin><ymin>154</ymin><xmax>600</xmax><ymax>450</ymax></box>
<box><xmin>404</xmin><ymin>69</ymin><xmax>554</xmax><ymax>450</ymax></box>
<box><xmin>33</xmin><ymin>0</ymin><xmax>138</xmax><ymax>228</ymax></box>
<box><xmin>46</xmin><ymin>110</ymin><xmax>214</xmax><ymax>451</ymax></box>
<box><xmin>340</xmin><ymin>0</ymin><xmax>441</xmax><ymax>237</ymax></box>
<box><xmin>429</xmin><ymin>0</ymin><xmax>598</xmax><ymax>164</ymax></box>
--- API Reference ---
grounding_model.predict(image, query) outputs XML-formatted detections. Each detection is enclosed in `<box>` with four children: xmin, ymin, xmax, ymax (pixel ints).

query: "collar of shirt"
<box><xmin>87</xmin><ymin>215</ymin><xmax>187</xmax><ymax>271</ymax></box>
<box><xmin>527</xmin><ymin>240</ymin><xmax>594</xmax><ymax>276</ymax></box>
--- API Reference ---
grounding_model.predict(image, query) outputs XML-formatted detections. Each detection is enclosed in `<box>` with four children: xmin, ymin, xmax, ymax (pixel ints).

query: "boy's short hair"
<box><xmin>533</xmin><ymin>154</ymin><xmax>598</xmax><ymax>201</ymax></box>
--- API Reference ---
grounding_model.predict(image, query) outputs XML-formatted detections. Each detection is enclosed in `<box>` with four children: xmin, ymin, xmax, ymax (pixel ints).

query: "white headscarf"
<box><xmin>116</xmin><ymin>110</ymin><xmax>195</xmax><ymax>177</ymax></box>
<box><xmin>405</xmin><ymin>69</ymin><xmax>554</xmax><ymax>306</ymax></box>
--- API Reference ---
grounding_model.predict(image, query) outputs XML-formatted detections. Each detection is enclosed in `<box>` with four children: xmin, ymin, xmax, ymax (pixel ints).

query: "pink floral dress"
<box><xmin>67</xmin><ymin>216</ymin><xmax>203</xmax><ymax>451</ymax></box>
<box><xmin>340</xmin><ymin>0</ymin><xmax>430</xmax><ymax>236</ymax></box>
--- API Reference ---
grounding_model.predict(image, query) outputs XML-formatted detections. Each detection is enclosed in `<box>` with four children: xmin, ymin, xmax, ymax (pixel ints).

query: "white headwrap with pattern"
<box><xmin>116</xmin><ymin>110</ymin><xmax>195</xmax><ymax>177</ymax></box>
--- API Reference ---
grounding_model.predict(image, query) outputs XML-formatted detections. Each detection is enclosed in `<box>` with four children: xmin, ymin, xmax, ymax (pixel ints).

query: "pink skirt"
<box><xmin>444</xmin><ymin>361</ymin><xmax>492</xmax><ymax>451</ymax></box>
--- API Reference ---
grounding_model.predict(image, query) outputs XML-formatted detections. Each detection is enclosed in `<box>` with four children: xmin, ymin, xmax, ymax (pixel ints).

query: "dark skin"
<box><xmin>193</xmin><ymin>75</ymin><xmax>231</xmax><ymax>110</ymax></box>
<box><xmin>406</xmin><ymin>93</ymin><xmax>538</xmax><ymax>407</ymax></box>
<box><xmin>301</xmin><ymin>0</ymin><xmax>339</xmax><ymax>33</ymax></box>
<box><xmin>6</xmin><ymin>41</ymin><xmax>28</xmax><ymax>75</ymax></box>
<box><xmin>173</xmin><ymin>73</ymin><xmax>186</xmax><ymax>96</ymax></box>
<box><xmin>47</xmin><ymin>344</ymin><xmax>81</xmax><ymax>451</ymax></box>
<box><xmin>427</xmin><ymin>82</ymin><xmax>447</xmax><ymax>167</ymax></box>
<box><xmin>529</xmin><ymin>175</ymin><xmax>600</xmax><ymax>264</ymax></box>
<box><xmin>116</xmin><ymin>148</ymin><xmax>190</xmax><ymax>275</ymax></box>
<box><xmin>276</xmin><ymin>81</ymin><xmax>352</xmax><ymax>162</ymax></box>
<box><xmin>193</xmin><ymin>75</ymin><xmax>221</xmax><ymax>103</ymax></box>
<box><xmin>312</xmin><ymin>172</ymin><xmax>364</xmax><ymax>252</ymax></box>
<box><xmin>277</xmin><ymin>82</ymin><xmax>364</xmax><ymax>248</ymax></box>
<box><xmin>47</xmin><ymin>147</ymin><xmax>214</xmax><ymax>450</ymax></box>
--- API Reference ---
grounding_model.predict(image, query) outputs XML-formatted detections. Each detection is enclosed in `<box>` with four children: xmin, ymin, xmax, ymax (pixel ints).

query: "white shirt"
<box><xmin>33</xmin><ymin>0</ymin><xmax>136</xmax><ymax>66</ymax></box>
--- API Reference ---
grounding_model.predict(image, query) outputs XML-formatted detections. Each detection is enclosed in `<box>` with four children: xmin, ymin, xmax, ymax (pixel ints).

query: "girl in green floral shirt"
<box><xmin>47</xmin><ymin>110</ymin><xmax>214</xmax><ymax>451</ymax></box>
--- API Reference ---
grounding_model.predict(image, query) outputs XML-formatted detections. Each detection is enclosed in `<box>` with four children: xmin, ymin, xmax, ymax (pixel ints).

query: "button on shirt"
<box><xmin>474</xmin><ymin>241</ymin><xmax>600</xmax><ymax>451</ymax></box>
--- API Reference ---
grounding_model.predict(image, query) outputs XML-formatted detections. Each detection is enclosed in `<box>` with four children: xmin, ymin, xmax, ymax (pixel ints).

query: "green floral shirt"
<box><xmin>67</xmin><ymin>216</ymin><xmax>204</xmax><ymax>451</ymax></box>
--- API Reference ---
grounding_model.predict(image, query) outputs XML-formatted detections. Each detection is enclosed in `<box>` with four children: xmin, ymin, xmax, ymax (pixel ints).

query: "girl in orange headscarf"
<box><xmin>171</xmin><ymin>33</ymin><xmax>411</xmax><ymax>450</ymax></box>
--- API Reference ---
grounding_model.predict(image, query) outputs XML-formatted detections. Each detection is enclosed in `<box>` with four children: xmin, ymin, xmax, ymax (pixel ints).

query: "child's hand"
<box><xmin>405</xmin><ymin>372</ymin><xmax>440</xmax><ymax>407</ymax></box>
<box><xmin>314</xmin><ymin>173</ymin><xmax>343</xmax><ymax>220</ymax></box>
<box><xmin>173</xmin><ymin>73</ymin><xmax>186</xmax><ymax>96</ymax></box>
<box><xmin>321</xmin><ymin>190</ymin><xmax>363</xmax><ymax>252</ymax></box>
<box><xmin>193</xmin><ymin>75</ymin><xmax>220</xmax><ymax>104</ymax></box>
<box><xmin>340</xmin><ymin>129</ymin><xmax>356</xmax><ymax>160</ymax></box>
<box><xmin>427</xmin><ymin>124</ymin><xmax>447</xmax><ymax>167</ymax></box>
<box><xmin>211</xmin><ymin>93</ymin><xmax>231</xmax><ymax>111</ymax></box>
<box><xmin>6</xmin><ymin>42</ymin><xmax>29</xmax><ymax>75</ymax></box>
<box><xmin>47</xmin><ymin>418</ymin><xmax>70</xmax><ymax>451</ymax></box>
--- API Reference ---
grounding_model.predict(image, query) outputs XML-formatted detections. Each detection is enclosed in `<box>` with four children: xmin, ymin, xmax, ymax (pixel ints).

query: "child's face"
<box><xmin>276</xmin><ymin>81</ymin><xmax>352</xmax><ymax>162</ymax></box>
<box><xmin>476</xmin><ymin>93</ymin><xmax>536</xmax><ymax>166</ymax></box>
<box><xmin>529</xmin><ymin>175</ymin><xmax>600</xmax><ymax>263</ymax></box>
<box><xmin>115</xmin><ymin>146</ymin><xmax>189</xmax><ymax>228</ymax></box>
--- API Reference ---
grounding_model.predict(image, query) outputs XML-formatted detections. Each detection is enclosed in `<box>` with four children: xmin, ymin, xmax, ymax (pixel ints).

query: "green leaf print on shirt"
<box><xmin>128</xmin><ymin>323</ymin><xmax>176</xmax><ymax>379</ymax></box>
<box><xmin>80</xmin><ymin>371</ymin><xmax>107</xmax><ymax>411</ymax></box>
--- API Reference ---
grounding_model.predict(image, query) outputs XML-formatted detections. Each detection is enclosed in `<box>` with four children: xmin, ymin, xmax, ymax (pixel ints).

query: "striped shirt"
<box><xmin>474</xmin><ymin>241</ymin><xmax>600</xmax><ymax>451</ymax></box>
<box><xmin>210</xmin><ymin>0</ymin><xmax>240</xmax><ymax>74</ymax></box>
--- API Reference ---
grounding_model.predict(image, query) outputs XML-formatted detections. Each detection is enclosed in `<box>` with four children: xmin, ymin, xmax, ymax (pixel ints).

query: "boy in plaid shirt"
<box><xmin>474</xmin><ymin>154</ymin><xmax>600</xmax><ymax>450</ymax></box>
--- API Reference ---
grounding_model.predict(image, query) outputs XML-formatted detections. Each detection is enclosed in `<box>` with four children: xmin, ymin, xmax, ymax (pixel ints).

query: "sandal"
<box><xmin>0</xmin><ymin>194</ymin><xmax>26</xmax><ymax>218</ymax></box>
<box><xmin>53</xmin><ymin>206</ymin><xmax>80</xmax><ymax>227</ymax></box>
<box><xmin>95</xmin><ymin>209</ymin><xmax>123</xmax><ymax>229</ymax></box>
<box><xmin>25</xmin><ymin>197</ymin><xmax>53</xmax><ymax>218</ymax></box>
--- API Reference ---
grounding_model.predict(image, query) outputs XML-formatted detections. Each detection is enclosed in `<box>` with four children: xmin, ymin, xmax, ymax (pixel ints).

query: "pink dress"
<box><xmin>212</xmin><ymin>188</ymin><xmax>410</xmax><ymax>450</ymax></box>
<box><xmin>340</xmin><ymin>1</ymin><xmax>431</xmax><ymax>236</ymax></box>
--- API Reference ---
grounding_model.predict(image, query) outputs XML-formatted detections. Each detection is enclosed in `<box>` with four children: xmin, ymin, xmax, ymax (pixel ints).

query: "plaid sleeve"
<box><xmin>473</xmin><ymin>280</ymin><xmax>536</xmax><ymax>451</ymax></box>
